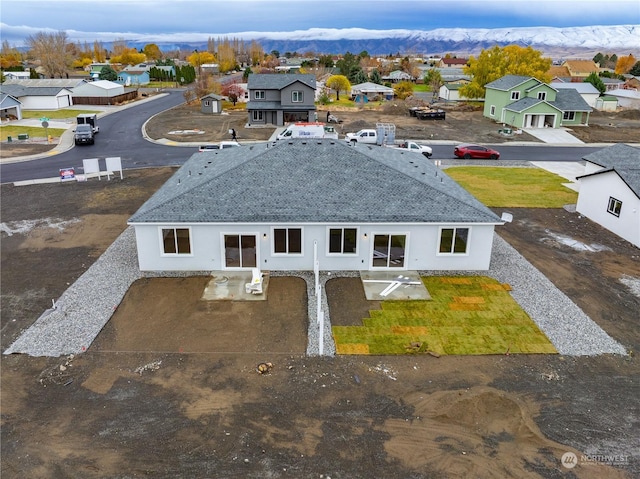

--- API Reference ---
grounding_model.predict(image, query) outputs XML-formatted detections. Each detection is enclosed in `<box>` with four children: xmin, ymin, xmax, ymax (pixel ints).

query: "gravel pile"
<box><xmin>4</xmin><ymin>229</ymin><xmax>627</xmax><ymax>358</ymax></box>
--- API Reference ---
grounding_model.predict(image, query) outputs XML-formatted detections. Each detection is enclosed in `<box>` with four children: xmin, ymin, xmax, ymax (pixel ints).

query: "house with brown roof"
<box><xmin>561</xmin><ymin>60</ymin><xmax>600</xmax><ymax>79</ymax></box>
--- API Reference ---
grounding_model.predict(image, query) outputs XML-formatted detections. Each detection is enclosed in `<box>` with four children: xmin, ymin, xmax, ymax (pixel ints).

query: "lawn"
<box><xmin>445</xmin><ymin>166</ymin><xmax>578</xmax><ymax>207</ymax></box>
<box><xmin>1</xmin><ymin>125</ymin><xmax>66</xmax><ymax>142</ymax></box>
<box><xmin>332</xmin><ymin>276</ymin><xmax>556</xmax><ymax>355</ymax></box>
<box><xmin>21</xmin><ymin>109</ymin><xmax>101</xmax><ymax>120</ymax></box>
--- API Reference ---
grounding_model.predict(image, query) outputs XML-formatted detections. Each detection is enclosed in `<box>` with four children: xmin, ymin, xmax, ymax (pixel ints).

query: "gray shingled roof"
<box><xmin>551</xmin><ymin>88</ymin><xmax>592</xmax><ymax>112</ymax></box>
<box><xmin>580</xmin><ymin>144</ymin><xmax>640</xmax><ymax>198</ymax></box>
<box><xmin>247</xmin><ymin>73</ymin><xmax>316</xmax><ymax>90</ymax></box>
<box><xmin>129</xmin><ymin>140</ymin><xmax>501</xmax><ymax>225</ymax></box>
<box><xmin>485</xmin><ymin>75</ymin><xmax>535</xmax><ymax>91</ymax></box>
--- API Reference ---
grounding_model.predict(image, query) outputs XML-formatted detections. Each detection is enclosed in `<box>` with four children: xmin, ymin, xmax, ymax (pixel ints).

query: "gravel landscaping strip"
<box><xmin>4</xmin><ymin>228</ymin><xmax>627</xmax><ymax>357</ymax></box>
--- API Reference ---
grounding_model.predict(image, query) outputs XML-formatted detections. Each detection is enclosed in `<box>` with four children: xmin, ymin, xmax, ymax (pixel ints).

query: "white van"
<box><xmin>276</xmin><ymin>122</ymin><xmax>338</xmax><ymax>140</ymax></box>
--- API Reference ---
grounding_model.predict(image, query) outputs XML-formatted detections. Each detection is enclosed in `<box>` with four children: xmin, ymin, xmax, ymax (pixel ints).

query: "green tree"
<box><xmin>98</xmin><ymin>65</ymin><xmax>118</xmax><ymax>81</ymax></box>
<box><xmin>369</xmin><ymin>69</ymin><xmax>382</xmax><ymax>84</ymax></box>
<box><xmin>393</xmin><ymin>81</ymin><xmax>414</xmax><ymax>100</ymax></box>
<box><xmin>585</xmin><ymin>72</ymin><xmax>606</xmax><ymax>94</ymax></box>
<box><xmin>424</xmin><ymin>68</ymin><xmax>443</xmax><ymax>100</ymax></box>
<box><xmin>459</xmin><ymin>45</ymin><xmax>551</xmax><ymax>99</ymax></box>
<box><xmin>326</xmin><ymin>74</ymin><xmax>351</xmax><ymax>100</ymax></box>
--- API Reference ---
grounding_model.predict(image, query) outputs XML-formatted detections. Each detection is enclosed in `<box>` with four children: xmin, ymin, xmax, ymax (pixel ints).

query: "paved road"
<box><xmin>1</xmin><ymin>90</ymin><xmax>607</xmax><ymax>184</ymax></box>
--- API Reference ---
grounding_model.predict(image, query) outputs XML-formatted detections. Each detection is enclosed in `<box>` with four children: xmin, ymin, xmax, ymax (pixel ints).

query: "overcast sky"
<box><xmin>1</xmin><ymin>0</ymin><xmax>638</xmax><ymax>45</ymax></box>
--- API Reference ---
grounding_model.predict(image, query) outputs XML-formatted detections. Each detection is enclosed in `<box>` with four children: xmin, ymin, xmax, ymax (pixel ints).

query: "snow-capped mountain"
<box><xmin>150</xmin><ymin>24</ymin><xmax>639</xmax><ymax>56</ymax></box>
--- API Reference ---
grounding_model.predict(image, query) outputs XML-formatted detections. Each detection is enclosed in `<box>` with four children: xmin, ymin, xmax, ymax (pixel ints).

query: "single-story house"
<box><xmin>128</xmin><ymin>140</ymin><xmax>503</xmax><ymax>272</ymax></box>
<box><xmin>484</xmin><ymin>75</ymin><xmax>592</xmax><ymax>128</ymax></box>
<box><xmin>0</xmin><ymin>83</ymin><xmax>73</xmax><ymax>110</ymax></box>
<box><xmin>246</xmin><ymin>73</ymin><xmax>316</xmax><ymax>126</ymax></box>
<box><xmin>117</xmin><ymin>68</ymin><xmax>150</xmax><ymax>87</ymax></box>
<box><xmin>550</xmin><ymin>81</ymin><xmax>600</xmax><ymax>108</ymax></box>
<box><xmin>606</xmin><ymin>89</ymin><xmax>640</xmax><ymax>109</ymax></box>
<box><xmin>0</xmin><ymin>92</ymin><xmax>22</xmax><ymax>120</ymax></box>
<box><xmin>72</xmin><ymin>80</ymin><xmax>125</xmax><ymax>98</ymax></box>
<box><xmin>576</xmin><ymin>144</ymin><xmax>640</xmax><ymax>248</ymax></box>
<box><xmin>200</xmin><ymin>93</ymin><xmax>225</xmax><ymax>114</ymax></box>
<box><xmin>350</xmin><ymin>82</ymin><xmax>394</xmax><ymax>101</ymax></box>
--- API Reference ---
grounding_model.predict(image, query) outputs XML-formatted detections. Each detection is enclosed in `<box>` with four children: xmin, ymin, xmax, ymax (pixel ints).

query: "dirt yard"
<box><xmin>2</xmin><ymin>162</ymin><xmax>639</xmax><ymax>477</ymax></box>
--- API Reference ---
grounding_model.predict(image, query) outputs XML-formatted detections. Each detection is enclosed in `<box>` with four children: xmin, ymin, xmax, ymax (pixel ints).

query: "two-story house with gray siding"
<box><xmin>483</xmin><ymin>75</ymin><xmax>591</xmax><ymax>129</ymax></box>
<box><xmin>246</xmin><ymin>74</ymin><xmax>317</xmax><ymax>126</ymax></box>
<box><xmin>128</xmin><ymin>140</ymin><xmax>503</xmax><ymax>273</ymax></box>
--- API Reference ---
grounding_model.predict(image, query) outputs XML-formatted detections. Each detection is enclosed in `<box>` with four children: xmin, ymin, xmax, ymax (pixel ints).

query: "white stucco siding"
<box><xmin>132</xmin><ymin>223</ymin><xmax>498</xmax><ymax>272</ymax></box>
<box><xmin>576</xmin><ymin>172</ymin><xmax>640</xmax><ymax>247</ymax></box>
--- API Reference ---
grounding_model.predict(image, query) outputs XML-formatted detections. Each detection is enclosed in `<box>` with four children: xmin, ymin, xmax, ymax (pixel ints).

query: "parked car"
<box><xmin>73</xmin><ymin>124</ymin><xmax>94</xmax><ymax>145</ymax></box>
<box><xmin>198</xmin><ymin>141</ymin><xmax>240</xmax><ymax>152</ymax></box>
<box><xmin>453</xmin><ymin>144</ymin><xmax>500</xmax><ymax>159</ymax></box>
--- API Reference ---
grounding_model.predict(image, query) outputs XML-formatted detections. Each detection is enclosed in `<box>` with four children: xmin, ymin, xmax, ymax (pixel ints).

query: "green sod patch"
<box><xmin>445</xmin><ymin>167</ymin><xmax>578</xmax><ymax>208</ymax></box>
<box><xmin>332</xmin><ymin>276</ymin><xmax>557</xmax><ymax>356</ymax></box>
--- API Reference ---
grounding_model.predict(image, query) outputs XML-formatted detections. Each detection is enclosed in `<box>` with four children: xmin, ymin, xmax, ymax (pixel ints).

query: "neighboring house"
<box><xmin>562</xmin><ymin>60</ymin><xmax>600</xmax><ymax>79</ymax></box>
<box><xmin>0</xmin><ymin>83</ymin><xmax>73</xmax><ymax>109</ymax></box>
<box><xmin>382</xmin><ymin>70</ymin><xmax>414</xmax><ymax>83</ymax></box>
<box><xmin>439</xmin><ymin>83</ymin><xmax>482</xmax><ymax>102</ymax></box>
<box><xmin>200</xmin><ymin>93</ymin><xmax>225</xmax><ymax>114</ymax></box>
<box><xmin>551</xmin><ymin>81</ymin><xmax>600</xmax><ymax>108</ymax></box>
<box><xmin>0</xmin><ymin>92</ymin><xmax>22</xmax><ymax>120</ymax></box>
<box><xmin>3</xmin><ymin>71</ymin><xmax>31</xmax><ymax>80</ymax></box>
<box><xmin>484</xmin><ymin>75</ymin><xmax>591</xmax><ymax>128</ymax></box>
<box><xmin>607</xmin><ymin>89</ymin><xmax>640</xmax><ymax>109</ymax></box>
<box><xmin>246</xmin><ymin>73</ymin><xmax>316</xmax><ymax>126</ymax></box>
<box><xmin>350</xmin><ymin>82</ymin><xmax>394</xmax><ymax>101</ymax></box>
<box><xmin>117</xmin><ymin>68</ymin><xmax>150</xmax><ymax>86</ymax></box>
<box><xmin>128</xmin><ymin>140</ymin><xmax>503</xmax><ymax>273</ymax></box>
<box><xmin>72</xmin><ymin>80</ymin><xmax>125</xmax><ymax>98</ymax></box>
<box><xmin>576</xmin><ymin>144</ymin><xmax>640</xmax><ymax>248</ymax></box>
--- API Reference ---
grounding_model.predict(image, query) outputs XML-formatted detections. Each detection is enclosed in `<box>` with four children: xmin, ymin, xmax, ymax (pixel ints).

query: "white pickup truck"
<box><xmin>390</xmin><ymin>140</ymin><xmax>433</xmax><ymax>158</ymax></box>
<box><xmin>345</xmin><ymin>129</ymin><xmax>378</xmax><ymax>144</ymax></box>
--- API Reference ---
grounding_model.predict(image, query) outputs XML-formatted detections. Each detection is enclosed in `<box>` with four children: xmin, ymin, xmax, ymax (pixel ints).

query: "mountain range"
<box><xmin>144</xmin><ymin>24</ymin><xmax>640</xmax><ymax>57</ymax></box>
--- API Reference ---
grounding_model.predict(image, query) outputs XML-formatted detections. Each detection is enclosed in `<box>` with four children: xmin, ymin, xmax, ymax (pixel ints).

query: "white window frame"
<box><xmin>272</xmin><ymin>227</ymin><xmax>303</xmax><ymax>255</ymax></box>
<box><xmin>489</xmin><ymin>105</ymin><xmax>496</xmax><ymax>116</ymax></box>
<box><xmin>327</xmin><ymin>227</ymin><xmax>358</xmax><ymax>255</ymax></box>
<box><xmin>510</xmin><ymin>91</ymin><xmax>520</xmax><ymax>101</ymax></box>
<box><xmin>292</xmin><ymin>90</ymin><xmax>303</xmax><ymax>102</ymax></box>
<box><xmin>252</xmin><ymin>110</ymin><xmax>264</xmax><ymax>121</ymax></box>
<box><xmin>159</xmin><ymin>226</ymin><xmax>192</xmax><ymax>256</ymax></box>
<box><xmin>254</xmin><ymin>90</ymin><xmax>265</xmax><ymax>99</ymax></box>
<box><xmin>607</xmin><ymin>197</ymin><xmax>622</xmax><ymax>217</ymax></box>
<box><xmin>437</xmin><ymin>227</ymin><xmax>470</xmax><ymax>255</ymax></box>
<box><xmin>563</xmin><ymin>111</ymin><xmax>575</xmax><ymax>120</ymax></box>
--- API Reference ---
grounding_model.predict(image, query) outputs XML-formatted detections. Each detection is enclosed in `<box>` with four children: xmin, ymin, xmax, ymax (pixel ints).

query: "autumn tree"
<box><xmin>585</xmin><ymin>72</ymin><xmax>606</xmax><ymax>94</ymax></box>
<box><xmin>222</xmin><ymin>82</ymin><xmax>245</xmax><ymax>105</ymax></box>
<box><xmin>459</xmin><ymin>45</ymin><xmax>551</xmax><ymax>99</ymax></box>
<box><xmin>143</xmin><ymin>44</ymin><xmax>163</xmax><ymax>61</ymax></box>
<box><xmin>326</xmin><ymin>75</ymin><xmax>351</xmax><ymax>100</ymax></box>
<box><xmin>615</xmin><ymin>54</ymin><xmax>636</xmax><ymax>74</ymax></box>
<box><xmin>424</xmin><ymin>68</ymin><xmax>443</xmax><ymax>99</ymax></box>
<box><xmin>26</xmin><ymin>30</ymin><xmax>71</xmax><ymax>78</ymax></box>
<box><xmin>394</xmin><ymin>81</ymin><xmax>414</xmax><ymax>100</ymax></box>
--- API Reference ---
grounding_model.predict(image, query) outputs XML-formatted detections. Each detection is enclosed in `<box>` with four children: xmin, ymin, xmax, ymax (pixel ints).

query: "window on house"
<box><xmin>607</xmin><ymin>197</ymin><xmax>622</xmax><ymax>217</ymax></box>
<box><xmin>328</xmin><ymin>228</ymin><xmax>357</xmax><ymax>254</ymax></box>
<box><xmin>537</xmin><ymin>92</ymin><xmax>547</xmax><ymax>100</ymax></box>
<box><xmin>292</xmin><ymin>90</ymin><xmax>303</xmax><ymax>102</ymax></box>
<box><xmin>563</xmin><ymin>111</ymin><xmax>575</xmax><ymax>120</ymax></box>
<box><xmin>273</xmin><ymin>228</ymin><xmax>302</xmax><ymax>254</ymax></box>
<box><xmin>510</xmin><ymin>91</ymin><xmax>520</xmax><ymax>100</ymax></box>
<box><xmin>254</xmin><ymin>90</ymin><xmax>265</xmax><ymax>99</ymax></box>
<box><xmin>252</xmin><ymin>111</ymin><xmax>264</xmax><ymax>121</ymax></box>
<box><xmin>162</xmin><ymin>228</ymin><xmax>191</xmax><ymax>255</ymax></box>
<box><xmin>490</xmin><ymin>105</ymin><xmax>496</xmax><ymax>116</ymax></box>
<box><xmin>439</xmin><ymin>227</ymin><xmax>469</xmax><ymax>254</ymax></box>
